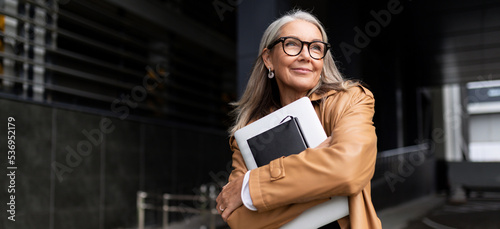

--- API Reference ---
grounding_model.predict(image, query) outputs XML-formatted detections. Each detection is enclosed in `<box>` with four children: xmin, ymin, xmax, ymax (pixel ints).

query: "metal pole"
<box><xmin>209</xmin><ymin>185</ymin><xmax>216</xmax><ymax>229</ymax></box>
<box><xmin>137</xmin><ymin>191</ymin><xmax>147</xmax><ymax>229</ymax></box>
<box><xmin>162</xmin><ymin>194</ymin><xmax>169</xmax><ymax>229</ymax></box>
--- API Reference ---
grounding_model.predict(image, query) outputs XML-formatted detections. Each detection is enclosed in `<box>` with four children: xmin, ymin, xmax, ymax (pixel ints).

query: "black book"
<box><xmin>247</xmin><ymin>116</ymin><xmax>309</xmax><ymax>167</ymax></box>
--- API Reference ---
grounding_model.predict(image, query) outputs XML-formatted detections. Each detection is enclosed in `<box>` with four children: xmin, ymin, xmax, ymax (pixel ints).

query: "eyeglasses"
<box><xmin>267</xmin><ymin>37</ymin><xmax>331</xmax><ymax>60</ymax></box>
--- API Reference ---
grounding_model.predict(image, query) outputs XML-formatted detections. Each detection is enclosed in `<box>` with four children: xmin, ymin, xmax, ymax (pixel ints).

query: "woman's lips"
<box><xmin>291</xmin><ymin>68</ymin><xmax>312</xmax><ymax>74</ymax></box>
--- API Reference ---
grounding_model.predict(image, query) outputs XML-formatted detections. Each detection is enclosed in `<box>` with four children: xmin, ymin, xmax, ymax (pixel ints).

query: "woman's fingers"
<box><xmin>221</xmin><ymin>200</ymin><xmax>238</xmax><ymax>222</ymax></box>
<box><xmin>215</xmin><ymin>176</ymin><xmax>244</xmax><ymax>222</ymax></box>
<box><xmin>216</xmin><ymin>184</ymin><xmax>233</xmax><ymax>221</ymax></box>
<box><xmin>216</xmin><ymin>190</ymin><xmax>225</xmax><ymax>214</ymax></box>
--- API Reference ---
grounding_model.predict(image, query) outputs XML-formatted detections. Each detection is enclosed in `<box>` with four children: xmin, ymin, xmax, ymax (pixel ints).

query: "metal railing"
<box><xmin>371</xmin><ymin>142</ymin><xmax>431</xmax><ymax>188</ymax></box>
<box><xmin>137</xmin><ymin>185</ymin><xmax>218</xmax><ymax>229</ymax></box>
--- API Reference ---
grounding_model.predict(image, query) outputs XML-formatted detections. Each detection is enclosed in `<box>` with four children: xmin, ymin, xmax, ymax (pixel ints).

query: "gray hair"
<box><xmin>229</xmin><ymin>9</ymin><xmax>352</xmax><ymax>135</ymax></box>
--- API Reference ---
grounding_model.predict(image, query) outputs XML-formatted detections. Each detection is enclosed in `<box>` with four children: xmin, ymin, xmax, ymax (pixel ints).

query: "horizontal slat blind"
<box><xmin>0</xmin><ymin>0</ymin><xmax>235</xmax><ymax>128</ymax></box>
<box><xmin>436</xmin><ymin>2</ymin><xmax>500</xmax><ymax>84</ymax></box>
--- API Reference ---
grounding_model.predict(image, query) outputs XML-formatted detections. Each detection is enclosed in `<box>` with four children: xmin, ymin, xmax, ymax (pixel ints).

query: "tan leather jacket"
<box><xmin>227</xmin><ymin>85</ymin><xmax>382</xmax><ymax>229</ymax></box>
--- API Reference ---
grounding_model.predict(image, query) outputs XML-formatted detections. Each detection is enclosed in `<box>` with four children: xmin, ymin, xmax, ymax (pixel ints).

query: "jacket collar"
<box><xmin>309</xmin><ymin>89</ymin><xmax>338</xmax><ymax>102</ymax></box>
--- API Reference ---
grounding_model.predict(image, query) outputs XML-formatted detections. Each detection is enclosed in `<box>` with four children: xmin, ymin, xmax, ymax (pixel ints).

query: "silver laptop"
<box><xmin>234</xmin><ymin>97</ymin><xmax>349</xmax><ymax>229</ymax></box>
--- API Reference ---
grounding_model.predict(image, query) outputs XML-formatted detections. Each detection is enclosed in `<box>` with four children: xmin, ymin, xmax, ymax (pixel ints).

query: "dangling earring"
<box><xmin>268</xmin><ymin>68</ymin><xmax>274</xmax><ymax>79</ymax></box>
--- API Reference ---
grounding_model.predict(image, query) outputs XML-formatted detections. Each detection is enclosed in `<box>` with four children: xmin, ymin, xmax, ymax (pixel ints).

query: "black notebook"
<box><xmin>247</xmin><ymin>116</ymin><xmax>309</xmax><ymax>167</ymax></box>
<box><xmin>233</xmin><ymin>97</ymin><xmax>348</xmax><ymax>228</ymax></box>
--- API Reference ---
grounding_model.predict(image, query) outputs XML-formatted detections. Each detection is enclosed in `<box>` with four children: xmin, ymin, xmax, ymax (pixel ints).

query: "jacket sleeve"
<box><xmin>227</xmin><ymin>136</ymin><xmax>248</xmax><ymax>183</ymax></box>
<box><xmin>248</xmin><ymin>86</ymin><xmax>377</xmax><ymax>212</ymax></box>
<box><xmin>226</xmin><ymin>137</ymin><xmax>330</xmax><ymax>229</ymax></box>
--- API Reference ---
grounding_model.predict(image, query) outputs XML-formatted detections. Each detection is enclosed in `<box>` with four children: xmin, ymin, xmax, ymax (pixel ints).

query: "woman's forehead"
<box><xmin>279</xmin><ymin>20</ymin><xmax>323</xmax><ymax>41</ymax></box>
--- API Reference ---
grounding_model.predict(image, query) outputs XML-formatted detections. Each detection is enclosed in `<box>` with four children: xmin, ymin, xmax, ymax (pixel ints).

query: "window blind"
<box><xmin>0</xmin><ymin>0</ymin><xmax>236</xmax><ymax>129</ymax></box>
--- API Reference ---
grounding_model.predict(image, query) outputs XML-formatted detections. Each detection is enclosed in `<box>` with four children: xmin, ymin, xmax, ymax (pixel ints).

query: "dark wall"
<box><xmin>316</xmin><ymin>0</ymin><xmax>443</xmax><ymax>208</ymax></box>
<box><xmin>0</xmin><ymin>98</ymin><xmax>231</xmax><ymax>229</ymax></box>
<box><xmin>321</xmin><ymin>0</ymin><xmax>440</xmax><ymax>151</ymax></box>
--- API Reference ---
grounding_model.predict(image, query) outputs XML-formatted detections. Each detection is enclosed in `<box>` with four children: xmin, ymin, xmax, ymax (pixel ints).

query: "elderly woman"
<box><xmin>216</xmin><ymin>10</ymin><xmax>381</xmax><ymax>229</ymax></box>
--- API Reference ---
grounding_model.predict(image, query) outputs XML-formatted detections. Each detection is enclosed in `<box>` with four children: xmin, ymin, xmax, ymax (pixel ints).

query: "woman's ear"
<box><xmin>262</xmin><ymin>48</ymin><xmax>273</xmax><ymax>70</ymax></box>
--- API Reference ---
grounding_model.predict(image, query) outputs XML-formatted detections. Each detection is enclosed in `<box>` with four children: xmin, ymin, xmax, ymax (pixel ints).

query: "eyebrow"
<box><xmin>284</xmin><ymin>35</ymin><xmax>323</xmax><ymax>42</ymax></box>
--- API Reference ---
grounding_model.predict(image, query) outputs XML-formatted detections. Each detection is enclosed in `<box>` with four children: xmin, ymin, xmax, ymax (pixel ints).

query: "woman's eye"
<box><xmin>311</xmin><ymin>44</ymin><xmax>323</xmax><ymax>51</ymax></box>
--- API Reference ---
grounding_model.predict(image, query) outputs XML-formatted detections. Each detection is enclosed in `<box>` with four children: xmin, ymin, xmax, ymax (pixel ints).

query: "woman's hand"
<box><xmin>216</xmin><ymin>175</ymin><xmax>244</xmax><ymax>222</ymax></box>
<box><xmin>315</xmin><ymin>136</ymin><xmax>332</xmax><ymax>149</ymax></box>
<box><xmin>215</xmin><ymin>136</ymin><xmax>331</xmax><ymax>222</ymax></box>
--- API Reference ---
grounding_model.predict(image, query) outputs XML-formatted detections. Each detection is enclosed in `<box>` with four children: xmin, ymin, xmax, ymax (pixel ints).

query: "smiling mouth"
<box><xmin>292</xmin><ymin>68</ymin><xmax>312</xmax><ymax>73</ymax></box>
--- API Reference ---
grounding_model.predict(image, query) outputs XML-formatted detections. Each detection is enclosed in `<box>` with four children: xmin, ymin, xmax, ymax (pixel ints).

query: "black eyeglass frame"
<box><xmin>267</xmin><ymin>36</ymin><xmax>331</xmax><ymax>60</ymax></box>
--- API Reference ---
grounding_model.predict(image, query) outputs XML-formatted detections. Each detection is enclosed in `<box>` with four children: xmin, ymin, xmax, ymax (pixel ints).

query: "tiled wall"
<box><xmin>0</xmin><ymin>98</ymin><xmax>231</xmax><ymax>229</ymax></box>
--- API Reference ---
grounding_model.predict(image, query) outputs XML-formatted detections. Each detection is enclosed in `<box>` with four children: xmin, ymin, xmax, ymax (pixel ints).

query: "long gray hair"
<box><xmin>229</xmin><ymin>9</ymin><xmax>356</xmax><ymax>135</ymax></box>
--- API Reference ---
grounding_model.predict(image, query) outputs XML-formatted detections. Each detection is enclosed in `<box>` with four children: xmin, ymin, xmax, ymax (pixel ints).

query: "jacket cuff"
<box><xmin>249</xmin><ymin>165</ymin><xmax>267</xmax><ymax>210</ymax></box>
<box><xmin>249</xmin><ymin>157</ymin><xmax>288</xmax><ymax>211</ymax></box>
<box><xmin>241</xmin><ymin>171</ymin><xmax>257</xmax><ymax>211</ymax></box>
